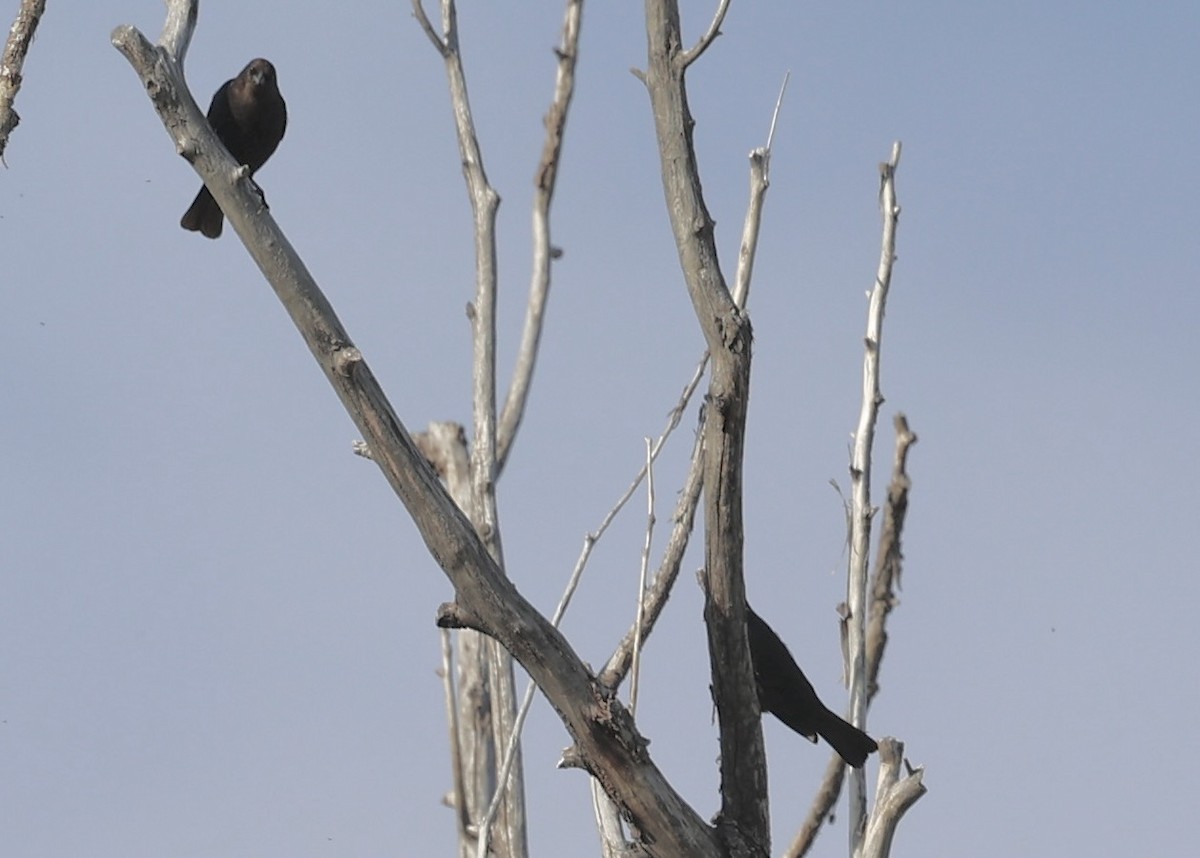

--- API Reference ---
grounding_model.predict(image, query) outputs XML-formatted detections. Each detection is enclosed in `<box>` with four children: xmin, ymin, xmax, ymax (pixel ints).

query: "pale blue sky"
<box><xmin>4</xmin><ymin>2</ymin><xmax>1198</xmax><ymax>855</ymax></box>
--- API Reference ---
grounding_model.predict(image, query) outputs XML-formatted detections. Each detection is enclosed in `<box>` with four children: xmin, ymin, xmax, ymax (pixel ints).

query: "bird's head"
<box><xmin>240</xmin><ymin>58</ymin><xmax>277</xmax><ymax>92</ymax></box>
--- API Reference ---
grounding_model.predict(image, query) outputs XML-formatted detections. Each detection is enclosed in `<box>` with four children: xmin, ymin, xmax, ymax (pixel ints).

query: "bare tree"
<box><xmin>113</xmin><ymin>1</ymin><xmax>924</xmax><ymax>855</ymax></box>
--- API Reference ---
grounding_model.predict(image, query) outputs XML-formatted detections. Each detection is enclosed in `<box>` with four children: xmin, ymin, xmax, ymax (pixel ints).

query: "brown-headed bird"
<box><xmin>181</xmin><ymin>58</ymin><xmax>287</xmax><ymax>239</ymax></box>
<box><xmin>747</xmin><ymin>606</ymin><xmax>878</xmax><ymax>768</ymax></box>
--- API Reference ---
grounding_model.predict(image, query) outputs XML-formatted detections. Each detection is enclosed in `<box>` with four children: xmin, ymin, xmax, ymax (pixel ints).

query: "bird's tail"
<box><xmin>817</xmin><ymin>708</ymin><xmax>878</xmax><ymax>768</ymax></box>
<box><xmin>181</xmin><ymin>187</ymin><xmax>224</xmax><ymax>239</ymax></box>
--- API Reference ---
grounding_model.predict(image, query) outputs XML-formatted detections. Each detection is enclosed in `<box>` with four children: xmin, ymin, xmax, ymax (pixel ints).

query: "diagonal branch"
<box><xmin>411</xmin><ymin>0</ymin><xmax>450</xmax><ymax>56</ymax></box>
<box><xmin>0</xmin><ymin>0</ymin><xmax>48</xmax><ymax>164</ymax></box>
<box><xmin>680</xmin><ymin>0</ymin><xmax>731</xmax><ymax>69</ymax></box>
<box><xmin>109</xmin><ymin>17</ymin><xmax>274</xmax><ymax>252</ymax></box>
<box><xmin>599</xmin><ymin>416</ymin><xmax>704</xmax><ymax>689</ymax></box>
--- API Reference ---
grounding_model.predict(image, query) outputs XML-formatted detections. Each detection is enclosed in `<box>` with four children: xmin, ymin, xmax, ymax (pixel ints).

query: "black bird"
<box><xmin>746</xmin><ymin>606</ymin><xmax>878</xmax><ymax>768</ymax></box>
<box><xmin>181</xmin><ymin>58</ymin><xmax>287</xmax><ymax>239</ymax></box>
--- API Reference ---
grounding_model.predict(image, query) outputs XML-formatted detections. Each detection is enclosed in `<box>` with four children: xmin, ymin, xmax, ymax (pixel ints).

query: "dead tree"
<box><xmin>114</xmin><ymin>1</ymin><xmax>924</xmax><ymax>855</ymax></box>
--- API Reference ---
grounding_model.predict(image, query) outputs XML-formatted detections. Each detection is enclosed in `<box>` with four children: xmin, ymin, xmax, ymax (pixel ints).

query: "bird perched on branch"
<box><xmin>746</xmin><ymin>606</ymin><xmax>878</xmax><ymax>768</ymax></box>
<box><xmin>181</xmin><ymin>58</ymin><xmax>287</xmax><ymax>239</ymax></box>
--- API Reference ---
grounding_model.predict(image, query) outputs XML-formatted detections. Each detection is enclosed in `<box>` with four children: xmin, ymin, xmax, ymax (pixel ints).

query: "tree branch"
<box><xmin>783</xmin><ymin>753</ymin><xmax>847</xmax><ymax>858</ymax></box>
<box><xmin>110</xmin><ymin>18</ymin><xmax>289</xmax><ymax>260</ymax></box>
<box><xmin>732</xmin><ymin>71</ymin><xmax>787</xmax><ymax>306</ymax></box>
<box><xmin>599</xmin><ymin>417</ymin><xmax>704</xmax><ymax>689</ymax></box>
<box><xmin>497</xmin><ymin>0</ymin><xmax>583</xmax><ymax>471</ymax></box>
<box><xmin>860</xmin><ymin>739</ymin><xmax>926</xmax><ymax>858</ymax></box>
<box><xmin>0</xmin><ymin>0</ymin><xmax>48</xmax><ymax>164</ymax></box>
<box><xmin>155</xmin><ymin>0</ymin><xmax>196</xmax><ymax>62</ymax></box>
<box><xmin>602</xmin><ymin>68</ymin><xmax>783</xmax><ymax>692</ymax></box>
<box><xmin>416</xmin><ymin>423</ymin><xmax>498</xmax><ymax>858</ymax></box>
<box><xmin>845</xmin><ymin>140</ymin><xmax>902</xmax><ymax>850</ymax></box>
<box><xmin>411</xmin><ymin>0</ymin><xmax>450</xmax><ymax>56</ymax></box>
<box><xmin>786</xmin><ymin>416</ymin><xmax>915</xmax><ymax>858</ymax></box>
<box><xmin>644</xmin><ymin>2</ymin><xmax>765</xmax><ymax>853</ymax></box>
<box><xmin>414</xmin><ymin>4</ymin><xmax>525</xmax><ymax>854</ymax></box>
<box><xmin>438</xmin><ymin>628</ymin><xmax>472</xmax><ymax>840</ymax></box>
<box><xmin>680</xmin><ymin>0</ymin><xmax>731</xmax><ymax>69</ymax></box>
<box><xmin>866</xmin><ymin>414</ymin><xmax>916</xmax><ymax>702</ymax></box>
<box><xmin>628</xmin><ymin>438</ymin><xmax>657</xmax><ymax>714</ymax></box>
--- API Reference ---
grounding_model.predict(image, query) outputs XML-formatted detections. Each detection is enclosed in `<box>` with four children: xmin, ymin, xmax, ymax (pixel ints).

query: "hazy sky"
<box><xmin>5</xmin><ymin>2</ymin><xmax>1198</xmax><ymax>855</ymax></box>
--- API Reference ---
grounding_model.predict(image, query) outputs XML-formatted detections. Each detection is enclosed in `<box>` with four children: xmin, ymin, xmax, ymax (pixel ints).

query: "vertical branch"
<box><xmin>415</xmin><ymin>423</ymin><xmax>495</xmax><ymax>858</ymax></box>
<box><xmin>629</xmin><ymin>437</ymin><xmax>657</xmax><ymax>714</ymax></box>
<box><xmin>439</xmin><ymin>628</ymin><xmax>471</xmax><ymax>839</ymax></box>
<box><xmin>414</xmin><ymin>2</ymin><xmax>524</xmax><ymax>855</ymax></box>
<box><xmin>601</xmin><ymin>71</ymin><xmax>785</xmax><ymax>690</ymax></box>
<box><xmin>732</xmin><ymin>71</ymin><xmax>788</xmax><ymax>308</ymax></box>
<box><xmin>786</xmin><ymin>414</ymin><xmax>914</xmax><ymax>858</ymax></box>
<box><xmin>589</xmin><ymin>778</ymin><xmax>630</xmax><ymax>857</ymax></box>
<box><xmin>846</xmin><ymin>141</ymin><xmax>902</xmax><ymax>850</ymax></box>
<box><xmin>497</xmin><ymin>0</ymin><xmax>584</xmax><ymax>471</ymax></box>
<box><xmin>643</xmin><ymin>2</ymin><xmax>766</xmax><ymax>852</ymax></box>
<box><xmin>866</xmin><ymin>414</ymin><xmax>916</xmax><ymax>701</ymax></box>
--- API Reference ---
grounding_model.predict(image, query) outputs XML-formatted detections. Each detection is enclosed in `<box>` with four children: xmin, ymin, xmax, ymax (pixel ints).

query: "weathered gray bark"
<box><xmin>0</xmin><ymin>0</ymin><xmax>48</xmax><ymax>163</ymax></box>
<box><xmin>844</xmin><ymin>143</ymin><xmax>903</xmax><ymax>850</ymax></box>
<box><xmin>642</xmin><ymin>2</ymin><xmax>767</xmax><ymax>854</ymax></box>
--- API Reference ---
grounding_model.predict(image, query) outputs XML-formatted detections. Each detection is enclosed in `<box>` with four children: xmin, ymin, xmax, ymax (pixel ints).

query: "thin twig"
<box><xmin>681</xmin><ymin>0</ymin><xmax>731</xmax><ymax>69</ymax></box>
<box><xmin>732</xmin><ymin>71</ymin><xmax>788</xmax><ymax>307</ymax></box>
<box><xmin>439</xmin><ymin>629</ymin><xmax>471</xmax><ymax>838</ymax></box>
<box><xmin>600</xmin><ymin>419</ymin><xmax>704</xmax><ymax>689</ymax></box>
<box><xmin>764</xmin><ymin>71</ymin><xmax>790</xmax><ymax>165</ymax></box>
<box><xmin>629</xmin><ymin>438</ymin><xmax>656</xmax><ymax>714</ymax></box>
<box><xmin>575</xmin><ymin>357</ymin><xmax>710</xmax><ymax>687</ymax></box>
<box><xmin>411</xmin><ymin>0</ymin><xmax>449</xmax><ymax>55</ymax></box>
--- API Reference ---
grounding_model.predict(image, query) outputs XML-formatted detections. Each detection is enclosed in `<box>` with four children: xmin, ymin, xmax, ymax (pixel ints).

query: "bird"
<box><xmin>746</xmin><ymin>605</ymin><xmax>878</xmax><ymax>768</ymax></box>
<box><xmin>180</xmin><ymin>58</ymin><xmax>287</xmax><ymax>239</ymax></box>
